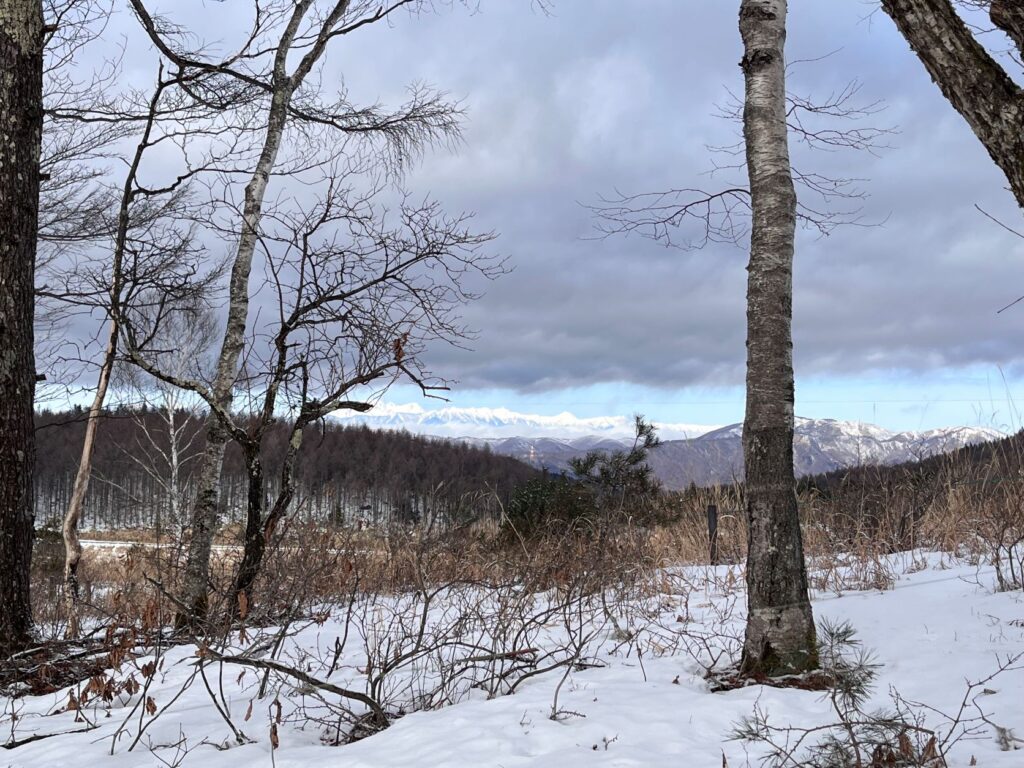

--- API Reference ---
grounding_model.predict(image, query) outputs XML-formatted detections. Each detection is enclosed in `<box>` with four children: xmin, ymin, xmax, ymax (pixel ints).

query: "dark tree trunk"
<box><xmin>231</xmin><ymin>447</ymin><xmax>266</xmax><ymax>618</ymax></box>
<box><xmin>738</xmin><ymin>0</ymin><xmax>817</xmax><ymax>677</ymax></box>
<box><xmin>881</xmin><ymin>0</ymin><xmax>1024</xmax><ymax>209</ymax></box>
<box><xmin>0</xmin><ymin>1</ymin><xmax>43</xmax><ymax>654</ymax></box>
<box><xmin>231</xmin><ymin>426</ymin><xmax>303</xmax><ymax>617</ymax></box>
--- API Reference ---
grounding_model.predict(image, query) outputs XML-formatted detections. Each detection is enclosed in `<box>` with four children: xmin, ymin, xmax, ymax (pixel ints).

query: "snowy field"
<box><xmin>2</xmin><ymin>554</ymin><xmax>1022</xmax><ymax>767</ymax></box>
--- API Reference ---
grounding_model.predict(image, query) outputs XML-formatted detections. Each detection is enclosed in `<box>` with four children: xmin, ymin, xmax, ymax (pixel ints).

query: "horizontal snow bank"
<box><xmin>2</xmin><ymin>556</ymin><xmax>1022</xmax><ymax>767</ymax></box>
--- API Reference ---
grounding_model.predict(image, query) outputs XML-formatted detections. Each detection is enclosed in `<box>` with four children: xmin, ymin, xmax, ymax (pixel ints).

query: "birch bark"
<box><xmin>881</xmin><ymin>0</ymin><xmax>1024</xmax><ymax>208</ymax></box>
<box><xmin>177</xmin><ymin>0</ymin><xmax>352</xmax><ymax>623</ymax></box>
<box><xmin>738</xmin><ymin>0</ymin><xmax>817</xmax><ymax>677</ymax></box>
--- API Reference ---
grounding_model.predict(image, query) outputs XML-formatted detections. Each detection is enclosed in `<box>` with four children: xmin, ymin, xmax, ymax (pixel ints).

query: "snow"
<box><xmin>77</xmin><ymin>540</ymin><xmax>238</xmax><ymax>555</ymax></box>
<box><xmin>3</xmin><ymin>555</ymin><xmax>1022</xmax><ymax>767</ymax></box>
<box><xmin>329</xmin><ymin>401</ymin><xmax>720</xmax><ymax>441</ymax></box>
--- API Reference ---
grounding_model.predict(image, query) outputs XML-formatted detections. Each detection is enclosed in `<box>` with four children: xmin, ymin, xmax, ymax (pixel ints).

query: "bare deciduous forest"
<box><xmin>34</xmin><ymin>408</ymin><xmax>538</xmax><ymax>530</ymax></box>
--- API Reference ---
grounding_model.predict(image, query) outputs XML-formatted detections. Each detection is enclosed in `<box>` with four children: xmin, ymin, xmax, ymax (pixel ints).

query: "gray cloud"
<box><xmin>51</xmin><ymin>0</ymin><xmax>1024</xmax><ymax>398</ymax></box>
<box><xmin>357</xmin><ymin>0</ymin><xmax>1024</xmax><ymax>393</ymax></box>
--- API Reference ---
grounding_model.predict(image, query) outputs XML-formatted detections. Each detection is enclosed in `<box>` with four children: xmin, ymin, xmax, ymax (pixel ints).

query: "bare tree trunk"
<box><xmin>177</xmin><ymin>420</ymin><xmax>228</xmax><ymax>626</ymax></box>
<box><xmin>231</xmin><ymin>446</ymin><xmax>266</xmax><ymax>618</ymax></box>
<box><xmin>881</xmin><ymin>0</ymin><xmax>1024</xmax><ymax>208</ymax></box>
<box><xmin>166</xmin><ymin>397</ymin><xmax>181</xmax><ymax>526</ymax></box>
<box><xmin>176</xmin><ymin>57</ymin><xmax>300</xmax><ymax>627</ymax></box>
<box><xmin>0</xmin><ymin>0</ymin><xmax>43</xmax><ymax>654</ymax></box>
<box><xmin>60</xmin><ymin>73</ymin><xmax>167</xmax><ymax>638</ymax></box>
<box><xmin>738</xmin><ymin>0</ymin><xmax>817</xmax><ymax>678</ymax></box>
<box><xmin>62</xmin><ymin>324</ymin><xmax>116</xmax><ymax>638</ymax></box>
<box><xmin>991</xmin><ymin>0</ymin><xmax>1024</xmax><ymax>53</ymax></box>
<box><xmin>231</xmin><ymin>425</ymin><xmax>303</xmax><ymax>617</ymax></box>
<box><xmin>175</xmin><ymin>0</ymin><xmax>358</xmax><ymax>626</ymax></box>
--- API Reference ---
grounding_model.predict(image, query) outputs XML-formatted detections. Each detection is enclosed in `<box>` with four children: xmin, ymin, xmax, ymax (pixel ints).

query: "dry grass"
<box><xmin>22</xmin><ymin>437</ymin><xmax>1024</xmax><ymax>671</ymax></box>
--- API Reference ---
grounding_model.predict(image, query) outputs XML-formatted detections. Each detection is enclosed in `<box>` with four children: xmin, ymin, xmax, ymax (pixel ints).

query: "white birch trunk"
<box><xmin>738</xmin><ymin>0</ymin><xmax>817</xmax><ymax>677</ymax></box>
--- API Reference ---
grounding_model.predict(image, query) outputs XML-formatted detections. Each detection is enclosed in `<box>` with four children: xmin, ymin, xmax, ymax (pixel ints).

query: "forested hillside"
<box><xmin>35</xmin><ymin>409</ymin><xmax>538</xmax><ymax>531</ymax></box>
<box><xmin>800</xmin><ymin>427</ymin><xmax>1024</xmax><ymax>500</ymax></box>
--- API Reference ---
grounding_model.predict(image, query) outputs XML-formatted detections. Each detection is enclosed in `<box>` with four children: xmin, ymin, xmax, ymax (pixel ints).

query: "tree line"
<box><xmin>35</xmin><ymin>407</ymin><xmax>537</xmax><ymax>532</ymax></box>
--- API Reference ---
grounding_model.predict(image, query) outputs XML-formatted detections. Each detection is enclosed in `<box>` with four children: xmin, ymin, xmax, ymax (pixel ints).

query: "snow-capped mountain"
<box><xmin>471</xmin><ymin>418</ymin><xmax>1005</xmax><ymax>490</ymax></box>
<box><xmin>462</xmin><ymin>434</ymin><xmax>633</xmax><ymax>472</ymax></box>
<box><xmin>331</xmin><ymin>404</ymin><xmax>1005</xmax><ymax>489</ymax></box>
<box><xmin>331</xmin><ymin>402</ymin><xmax>718</xmax><ymax>441</ymax></box>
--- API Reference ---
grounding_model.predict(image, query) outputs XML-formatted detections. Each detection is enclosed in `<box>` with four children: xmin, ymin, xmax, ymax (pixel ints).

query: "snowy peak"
<box><xmin>468</xmin><ymin>417</ymin><xmax>1005</xmax><ymax>490</ymax></box>
<box><xmin>788</xmin><ymin>418</ymin><xmax>1002</xmax><ymax>467</ymax></box>
<box><xmin>332</xmin><ymin>404</ymin><xmax>1004</xmax><ymax>489</ymax></box>
<box><xmin>331</xmin><ymin>402</ymin><xmax>719</xmax><ymax>441</ymax></box>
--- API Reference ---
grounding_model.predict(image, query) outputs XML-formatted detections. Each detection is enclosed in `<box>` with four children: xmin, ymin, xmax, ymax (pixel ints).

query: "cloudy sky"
<box><xmin>85</xmin><ymin>1</ymin><xmax>1024</xmax><ymax>435</ymax></box>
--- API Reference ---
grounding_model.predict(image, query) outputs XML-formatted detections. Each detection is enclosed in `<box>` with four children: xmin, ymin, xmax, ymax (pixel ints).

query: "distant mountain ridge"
<box><xmin>464</xmin><ymin>418</ymin><xmax>1004</xmax><ymax>490</ymax></box>
<box><xmin>331</xmin><ymin>404</ymin><xmax>1004</xmax><ymax>490</ymax></box>
<box><xmin>332</xmin><ymin>403</ymin><xmax>717</xmax><ymax>441</ymax></box>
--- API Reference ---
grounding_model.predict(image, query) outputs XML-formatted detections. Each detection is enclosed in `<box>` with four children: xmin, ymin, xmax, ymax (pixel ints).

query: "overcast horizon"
<box><xmin>51</xmin><ymin>0</ymin><xmax>1024</xmax><ymax>436</ymax></box>
<box><xmin>324</xmin><ymin>0</ymin><xmax>1024</xmax><ymax>436</ymax></box>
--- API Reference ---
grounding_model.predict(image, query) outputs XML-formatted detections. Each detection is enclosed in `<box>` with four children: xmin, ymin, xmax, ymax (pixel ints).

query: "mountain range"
<box><xmin>463</xmin><ymin>418</ymin><xmax>1005</xmax><ymax>490</ymax></box>
<box><xmin>332</xmin><ymin>402</ymin><xmax>717</xmax><ymax>441</ymax></box>
<box><xmin>332</xmin><ymin>404</ymin><xmax>1005</xmax><ymax>490</ymax></box>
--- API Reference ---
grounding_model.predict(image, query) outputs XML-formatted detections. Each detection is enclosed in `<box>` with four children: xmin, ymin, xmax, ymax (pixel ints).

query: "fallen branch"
<box><xmin>203</xmin><ymin>651</ymin><xmax>389</xmax><ymax>727</ymax></box>
<box><xmin>3</xmin><ymin>725</ymin><xmax>97</xmax><ymax>750</ymax></box>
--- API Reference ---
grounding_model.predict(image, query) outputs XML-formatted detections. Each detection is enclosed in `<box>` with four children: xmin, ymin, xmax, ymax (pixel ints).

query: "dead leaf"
<box><xmin>898</xmin><ymin>732</ymin><xmax>915</xmax><ymax>759</ymax></box>
<box><xmin>920</xmin><ymin>735</ymin><xmax>938</xmax><ymax>761</ymax></box>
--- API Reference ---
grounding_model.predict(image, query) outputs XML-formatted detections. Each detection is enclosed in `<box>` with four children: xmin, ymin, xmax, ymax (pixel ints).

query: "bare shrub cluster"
<box><xmin>800</xmin><ymin>435</ymin><xmax>1024</xmax><ymax>591</ymax></box>
<box><xmin>732</xmin><ymin>621</ymin><xmax>1024</xmax><ymax>767</ymax></box>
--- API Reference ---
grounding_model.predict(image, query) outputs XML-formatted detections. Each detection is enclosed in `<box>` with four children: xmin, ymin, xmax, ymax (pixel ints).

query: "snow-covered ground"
<box><xmin>3</xmin><ymin>555</ymin><xmax>1022</xmax><ymax>767</ymax></box>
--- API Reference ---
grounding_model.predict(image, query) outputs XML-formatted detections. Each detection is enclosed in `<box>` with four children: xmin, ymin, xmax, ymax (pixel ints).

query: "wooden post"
<box><xmin>707</xmin><ymin>503</ymin><xmax>719</xmax><ymax>565</ymax></box>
